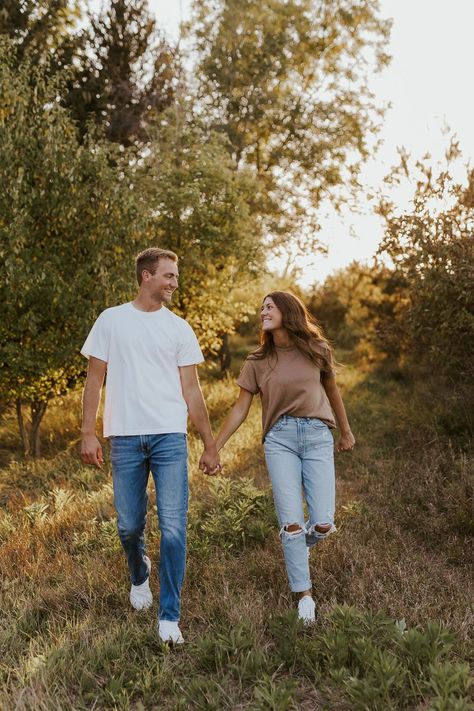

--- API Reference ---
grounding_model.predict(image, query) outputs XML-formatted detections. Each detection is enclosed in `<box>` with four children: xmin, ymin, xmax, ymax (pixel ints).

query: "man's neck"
<box><xmin>131</xmin><ymin>293</ymin><xmax>164</xmax><ymax>312</ymax></box>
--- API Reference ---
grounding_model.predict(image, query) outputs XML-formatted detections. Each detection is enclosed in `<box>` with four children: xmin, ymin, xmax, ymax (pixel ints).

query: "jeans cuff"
<box><xmin>289</xmin><ymin>580</ymin><xmax>312</xmax><ymax>593</ymax></box>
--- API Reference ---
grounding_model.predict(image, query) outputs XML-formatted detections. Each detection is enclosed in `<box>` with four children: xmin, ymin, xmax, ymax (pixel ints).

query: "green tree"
<box><xmin>0</xmin><ymin>40</ymin><xmax>145</xmax><ymax>456</ymax></box>
<box><xmin>141</xmin><ymin>103</ymin><xmax>263</xmax><ymax>354</ymax></box>
<box><xmin>0</xmin><ymin>0</ymin><xmax>81</xmax><ymax>67</ymax></box>
<box><xmin>378</xmin><ymin>164</ymin><xmax>474</xmax><ymax>384</ymax></box>
<box><xmin>66</xmin><ymin>0</ymin><xmax>178</xmax><ymax>145</ymax></box>
<box><xmin>0</xmin><ymin>1</ymin><xmax>178</xmax><ymax>146</ymax></box>
<box><xmin>189</xmin><ymin>0</ymin><xmax>390</xmax><ymax>252</ymax></box>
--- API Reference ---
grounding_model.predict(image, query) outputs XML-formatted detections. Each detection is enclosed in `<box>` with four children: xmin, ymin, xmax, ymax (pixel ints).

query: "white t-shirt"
<box><xmin>81</xmin><ymin>302</ymin><xmax>204</xmax><ymax>437</ymax></box>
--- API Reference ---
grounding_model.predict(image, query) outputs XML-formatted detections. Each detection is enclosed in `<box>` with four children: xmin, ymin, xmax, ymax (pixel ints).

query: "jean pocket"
<box><xmin>309</xmin><ymin>419</ymin><xmax>328</xmax><ymax>430</ymax></box>
<box><xmin>269</xmin><ymin>417</ymin><xmax>285</xmax><ymax>433</ymax></box>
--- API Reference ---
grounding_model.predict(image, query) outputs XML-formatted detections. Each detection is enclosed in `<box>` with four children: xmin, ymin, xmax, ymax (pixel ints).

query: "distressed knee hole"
<box><xmin>307</xmin><ymin>521</ymin><xmax>336</xmax><ymax>542</ymax></box>
<box><xmin>280</xmin><ymin>522</ymin><xmax>305</xmax><ymax>539</ymax></box>
<box><xmin>314</xmin><ymin>523</ymin><xmax>332</xmax><ymax>534</ymax></box>
<box><xmin>285</xmin><ymin>523</ymin><xmax>304</xmax><ymax>534</ymax></box>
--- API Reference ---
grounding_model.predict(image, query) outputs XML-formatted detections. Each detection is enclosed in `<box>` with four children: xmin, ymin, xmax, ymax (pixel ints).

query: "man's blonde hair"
<box><xmin>135</xmin><ymin>248</ymin><xmax>178</xmax><ymax>285</ymax></box>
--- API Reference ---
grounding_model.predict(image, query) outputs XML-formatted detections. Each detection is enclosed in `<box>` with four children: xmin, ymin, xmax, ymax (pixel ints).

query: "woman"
<box><xmin>215</xmin><ymin>291</ymin><xmax>355</xmax><ymax>623</ymax></box>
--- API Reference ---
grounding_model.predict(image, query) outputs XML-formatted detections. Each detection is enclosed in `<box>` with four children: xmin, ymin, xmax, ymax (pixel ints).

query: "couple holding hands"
<box><xmin>80</xmin><ymin>248</ymin><xmax>355</xmax><ymax>644</ymax></box>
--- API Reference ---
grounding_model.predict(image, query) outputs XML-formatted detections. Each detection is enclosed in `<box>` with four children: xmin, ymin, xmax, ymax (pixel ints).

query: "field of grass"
<box><xmin>0</xmin><ymin>350</ymin><xmax>472</xmax><ymax>710</ymax></box>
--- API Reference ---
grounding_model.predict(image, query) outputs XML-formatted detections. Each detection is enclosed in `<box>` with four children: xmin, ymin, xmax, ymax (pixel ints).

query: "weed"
<box><xmin>188</xmin><ymin>476</ymin><xmax>276</xmax><ymax>557</ymax></box>
<box><xmin>192</xmin><ymin>623</ymin><xmax>256</xmax><ymax>673</ymax></box>
<box><xmin>252</xmin><ymin>674</ymin><xmax>298</xmax><ymax>710</ymax></box>
<box><xmin>176</xmin><ymin>674</ymin><xmax>229</xmax><ymax>710</ymax></box>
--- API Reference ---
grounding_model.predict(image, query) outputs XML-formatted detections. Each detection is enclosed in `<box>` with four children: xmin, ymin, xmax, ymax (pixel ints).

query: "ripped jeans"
<box><xmin>264</xmin><ymin>416</ymin><xmax>336</xmax><ymax>593</ymax></box>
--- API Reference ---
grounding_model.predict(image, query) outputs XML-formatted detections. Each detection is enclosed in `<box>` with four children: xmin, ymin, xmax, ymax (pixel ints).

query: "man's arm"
<box><xmin>81</xmin><ymin>356</ymin><xmax>107</xmax><ymax>467</ymax></box>
<box><xmin>179</xmin><ymin>364</ymin><xmax>220</xmax><ymax>474</ymax></box>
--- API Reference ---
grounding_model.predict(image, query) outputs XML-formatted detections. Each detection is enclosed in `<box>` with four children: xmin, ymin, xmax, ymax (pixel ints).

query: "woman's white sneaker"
<box><xmin>298</xmin><ymin>595</ymin><xmax>316</xmax><ymax>624</ymax></box>
<box><xmin>130</xmin><ymin>556</ymin><xmax>153</xmax><ymax>610</ymax></box>
<box><xmin>158</xmin><ymin>621</ymin><xmax>184</xmax><ymax>644</ymax></box>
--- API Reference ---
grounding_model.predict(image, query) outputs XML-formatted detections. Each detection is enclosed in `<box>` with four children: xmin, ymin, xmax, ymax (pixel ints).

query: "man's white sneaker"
<box><xmin>298</xmin><ymin>595</ymin><xmax>316</xmax><ymax>624</ymax></box>
<box><xmin>158</xmin><ymin>620</ymin><xmax>184</xmax><ymax>645</ymax></box>
<box><xmin>130</xmin><ymin>556</ymin><xmax>153</xmax><ymax>610</ymax></box>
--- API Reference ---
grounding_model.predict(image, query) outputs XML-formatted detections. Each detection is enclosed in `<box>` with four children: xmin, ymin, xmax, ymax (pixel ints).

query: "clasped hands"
<box><xmin>198</xmin><ymin>442</ymin><xmax>222</xmax><ymax>476</ymax></box>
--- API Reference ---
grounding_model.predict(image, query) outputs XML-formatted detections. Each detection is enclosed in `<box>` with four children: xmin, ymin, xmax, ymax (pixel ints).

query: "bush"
<box><xmin>378</xmin><ymin>166</ymin><xmax>474</xmax><ymax>415</ymax></box>
<box><xmin>188</xmin><ymin>477</ymin><xmax>276</xmax><ymax>557</ymax></box>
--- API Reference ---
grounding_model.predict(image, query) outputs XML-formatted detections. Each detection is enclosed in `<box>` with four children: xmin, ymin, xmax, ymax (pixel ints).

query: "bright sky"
<box><xmin>91</xmin><ymin>0</ymin><xmax>474</xmax><ymax>286</ymax></box>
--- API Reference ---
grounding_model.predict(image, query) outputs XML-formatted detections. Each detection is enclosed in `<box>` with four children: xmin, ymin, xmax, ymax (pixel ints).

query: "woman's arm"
<box><xmin>322</xmin><ymin>374</ymin><xmax>355</xmax><ymax>452</ymax></box>
<box><xmin>215</xmin><ymin>388</ymin><xmax>254</xmax><ymax>451</ymax></box>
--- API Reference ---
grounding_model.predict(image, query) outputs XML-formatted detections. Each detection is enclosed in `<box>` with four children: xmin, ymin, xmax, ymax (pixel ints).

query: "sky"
<box><xmin>90</xmin><ymin>0</ymin><xmax>474</xmax><ymax>286</ymax></box>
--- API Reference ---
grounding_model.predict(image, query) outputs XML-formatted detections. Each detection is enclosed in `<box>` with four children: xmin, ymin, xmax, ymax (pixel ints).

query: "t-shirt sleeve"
<box><xmin>177</xmin><ymin>323</ymin><xmax>204</xmax><ymax>366</ymax></box>
<box><xmin>237</xmin><ymin>359</ymin><xmax>259</xmax><ymax>394</ymax></box>
<box><xmin>81</xmin><ymin>312</ymin><xmax>110</xmax><ymax>363</ymax></box>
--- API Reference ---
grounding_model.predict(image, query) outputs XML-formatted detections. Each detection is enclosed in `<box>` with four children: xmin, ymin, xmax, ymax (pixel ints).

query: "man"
<box><xmin>80</xmin><ymin>247</ymin><xmax>220</xmax><ymax>644</ymax></box>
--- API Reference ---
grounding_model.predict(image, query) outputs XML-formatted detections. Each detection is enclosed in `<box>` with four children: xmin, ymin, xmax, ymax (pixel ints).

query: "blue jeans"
<box><xmin>264</xmin><ymin>416</ymin><xmax>336</xmax><ymax>593</ymax></box>
<box><xmin>110</xmin><ymin>433</ymin><xmax>188</xmax><ymax>621</ymax></box>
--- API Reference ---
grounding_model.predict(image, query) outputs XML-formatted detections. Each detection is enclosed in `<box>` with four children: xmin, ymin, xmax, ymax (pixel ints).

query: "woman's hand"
<box><xmin>199</xmin><ymin>444</ymin><xmax>222</xmax><ymax>476</ymax></box>
<box><xmin>337</xmin><ymin>430</ymin><xmax>355</xmax><ymax>452</ymax></box>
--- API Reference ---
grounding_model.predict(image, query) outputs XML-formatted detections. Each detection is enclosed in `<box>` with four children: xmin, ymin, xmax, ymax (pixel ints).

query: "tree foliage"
<box><xmin>0</xmin><ymin>0</ymin><xmax>82</xmax><ymax>68</ymax></box>
<box><xmin>141</xmin><ymin>104</ymin><xmax>263</xmax><ymax>352</ymax></box>
<box><xmin>308</xmin><ymin>261</ymin><xmax>402</xmax><ymax>355</ymax></box>
<box><xmin>378</xmin><ymin>165</ymin><xmax>474</xmax><ymax>382</ymax></box>
<box><xmin>0</xmin><ymin>41</ymin><xmax>145</xmax><ymax>455</ymax></box>
<box><xmin>190</xmin><ymin>0</ymin><xmax>391</xmax><ymax>251</ymax></box>
<box><xmin>65</xmin><ymin>0</ymin><xmax>178</xmax><ymax>145</ymax></box>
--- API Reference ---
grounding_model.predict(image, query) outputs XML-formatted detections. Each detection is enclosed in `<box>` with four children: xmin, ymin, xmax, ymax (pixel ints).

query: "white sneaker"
<box><xmin>130</xmin><ymin>556</ymin><xmax>153</xmax><ymax>610</ymax></box>
<box><xmin>158</xmin><ymin>620</ymin><xmax>184</xmax><ymax>645</ymax></box>
<box><xmin>298</xmin><ymin>595</ymin><xmax>316</xmax><ymax>624</ymax></box>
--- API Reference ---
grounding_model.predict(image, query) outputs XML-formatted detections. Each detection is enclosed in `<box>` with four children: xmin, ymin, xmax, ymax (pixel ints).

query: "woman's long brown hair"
<box><xmin>249</xmin><ymin>291</ymin><xmax>334</xmax><ymax>373</ymax></box>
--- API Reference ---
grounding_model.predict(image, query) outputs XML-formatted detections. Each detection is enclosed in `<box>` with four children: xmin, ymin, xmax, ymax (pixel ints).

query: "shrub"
<box><xmin>188</xmin><ymin>477</ymin><xmax>276</xmax><ymax>557</ymax></box>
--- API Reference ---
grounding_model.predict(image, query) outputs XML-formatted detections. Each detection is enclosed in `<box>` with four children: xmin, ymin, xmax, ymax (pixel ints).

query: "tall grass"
<box><xmin>0</xmin><ymin>353</ymin><xmax>472</xmax><ymax>709</ymax></box>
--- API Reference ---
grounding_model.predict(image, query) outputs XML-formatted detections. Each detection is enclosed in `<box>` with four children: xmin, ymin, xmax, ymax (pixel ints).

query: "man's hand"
<box><xmin>179</xmin><ymin>365</ymin><xmax>222</xmax><ymax>475</ymax></box>
<box><xmin>81</xmin><ymin>434</ymin><xmax>104</xmax><ymax>467</ymax></box>
<box><xmin>337</xmin><ymin>430</ymin><xmax>355</xmax><ymax>452</ymax></box>
<box><xmin>199</xmin><ymin>444</ymin><xmax>221</xmax><ymax>476</ymax></box>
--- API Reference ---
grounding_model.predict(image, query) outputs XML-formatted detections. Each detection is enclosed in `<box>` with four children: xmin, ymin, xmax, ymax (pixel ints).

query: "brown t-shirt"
<box><xmin>237</xmin><ymin>344</ymin><xmax>337</xmax><ymax>441</ymax></box>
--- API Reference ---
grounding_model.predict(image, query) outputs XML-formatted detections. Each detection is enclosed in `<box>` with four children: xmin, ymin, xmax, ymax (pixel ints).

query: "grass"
<box><xmin>0</xmin><ymin>348</ymin><xmax>472</xmax><ymax>709</ymax></box>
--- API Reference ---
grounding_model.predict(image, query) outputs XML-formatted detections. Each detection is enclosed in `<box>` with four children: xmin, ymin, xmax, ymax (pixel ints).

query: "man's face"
<box><xmin>142</xmin><ymin>258</ymin><xmax>179</xmax><ymax>304</ymax></box>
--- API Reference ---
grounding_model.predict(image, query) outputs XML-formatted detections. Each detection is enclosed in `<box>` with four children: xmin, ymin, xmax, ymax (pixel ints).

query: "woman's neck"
<box><xmin>272</xmin><ymin>328</ymin><xmax>292</xmax><ymax>347</ymax></box>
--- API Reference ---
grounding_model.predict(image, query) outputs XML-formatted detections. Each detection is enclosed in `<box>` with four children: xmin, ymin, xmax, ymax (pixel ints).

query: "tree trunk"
<box><xmin>16</xmin><ymin>398</ymin><xmax>30</xmax><ymax>458</ymax></box>
<box><xmin>30</xmin><ymin>400</ymin><xmax>48</xmax><ymax>458</ymax></box>
<box><xmin>219</xmin><ymin>333</ymin><xmax>231</xmax><ymax>373</ymax></box>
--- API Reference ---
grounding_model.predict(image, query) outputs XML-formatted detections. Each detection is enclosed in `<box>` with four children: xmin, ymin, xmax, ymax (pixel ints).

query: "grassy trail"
<box><xmin>0</xmin><ymin>356</ymin><xmax>472</xmax><ymax>709</ymax></box>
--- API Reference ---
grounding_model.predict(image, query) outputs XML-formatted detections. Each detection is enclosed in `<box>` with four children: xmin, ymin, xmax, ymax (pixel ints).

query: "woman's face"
<box><xmin>261</xmin><ymin>297</ymin><xmax>283</xmax><ymax>331</ymax></box>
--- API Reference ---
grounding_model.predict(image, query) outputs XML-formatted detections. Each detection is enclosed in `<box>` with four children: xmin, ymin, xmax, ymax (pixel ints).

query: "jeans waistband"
<box><xmin>277</xmin><ymin>416</ymin><xmax>325</xmax><ymax>425</ymax></box>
